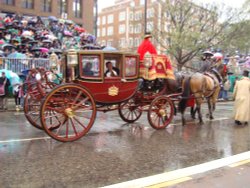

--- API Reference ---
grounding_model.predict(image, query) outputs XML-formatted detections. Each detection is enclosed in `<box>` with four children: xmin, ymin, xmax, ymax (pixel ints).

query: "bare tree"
<box><xmin>152</xmin><ymin>0</ymin><xmax>246</xmax><ymax>70</ymax></box>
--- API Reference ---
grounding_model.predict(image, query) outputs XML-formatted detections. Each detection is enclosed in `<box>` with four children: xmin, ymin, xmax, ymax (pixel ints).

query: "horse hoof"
<box><xmin>206</xmin><ymin>114</ymin><xmax>209</xmax><ymax>118</ymax></box>
<box><xmin>199</xmin><ymin>121</ymin><xmax>204</xmax><ymax>125</ymax></box>
<box><xmin>210</xmin><ymin>116</ymin><xmax>214</xmax><ymax>120</ymax></box>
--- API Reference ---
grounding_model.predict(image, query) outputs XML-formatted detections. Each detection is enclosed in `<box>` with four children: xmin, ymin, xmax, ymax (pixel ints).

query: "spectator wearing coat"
<box><xmin>0</xmin><ymin>72</ymin><xmax>10</xmax><ymax>110</ymax></box>
<box><xmin>233</xmin><ymin>70</ymin><xmax>250</xmax><ymax>125</ymax></box>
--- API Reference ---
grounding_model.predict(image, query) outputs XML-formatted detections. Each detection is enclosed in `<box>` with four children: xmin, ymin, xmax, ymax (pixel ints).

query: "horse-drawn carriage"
<box><xmin>24</xmin><ymin>49</ymin><xmax>177</xmax><ymax>142</ymax></box>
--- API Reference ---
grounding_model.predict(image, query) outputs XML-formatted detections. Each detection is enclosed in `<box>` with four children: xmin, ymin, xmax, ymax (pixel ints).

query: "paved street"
<box><xmin>0</xmin><ymin>101</ymin><xmax>250</xmax><ymax>188</ymax></box>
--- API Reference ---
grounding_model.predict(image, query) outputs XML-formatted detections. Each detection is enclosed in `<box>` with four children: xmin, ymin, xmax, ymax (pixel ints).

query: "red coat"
<box><xmin>137</xmin><ymin>38</ymin><xmax>157</xmax><ymax>61</ymax></box>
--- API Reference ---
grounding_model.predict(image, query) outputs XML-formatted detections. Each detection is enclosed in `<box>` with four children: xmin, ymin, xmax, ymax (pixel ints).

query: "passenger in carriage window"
<box><xmin>105</xmin><ymin>61</ymin><xmax>120</xmax><ymax>77</ymax></box>
<box><xmin>83</xmin><ymin>62</ymin><xmax>94</xmax><ymax>76</ymax></box>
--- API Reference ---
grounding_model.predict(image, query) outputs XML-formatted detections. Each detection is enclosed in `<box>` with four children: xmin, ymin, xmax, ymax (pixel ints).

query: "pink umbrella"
<box><xmin>40</xmin><ymin>47</ymin><xmax>49</xmax><ymax>53</ymax></box>
<box><xmin>64</xmin><ymin>30</ymin><xmax>73</xmax><ymax>37</ymax></box>
<box><xmin>0</xmin><ymin>40</ymin><xmax>5</xmax><ymax>45</ymax></box>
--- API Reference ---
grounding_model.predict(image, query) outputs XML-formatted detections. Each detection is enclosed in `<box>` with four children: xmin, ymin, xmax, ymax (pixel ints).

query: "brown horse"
<box><xmin>178</xmin><ymin>64</ymin><xmax>227</xmax><ymax>125</ymax></box>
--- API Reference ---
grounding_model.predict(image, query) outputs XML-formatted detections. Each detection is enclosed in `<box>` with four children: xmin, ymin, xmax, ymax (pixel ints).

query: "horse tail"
<box><xmin>178</xmin><ymin>77</ymin><xmax>192</xmax><ymax>113</ymax></box>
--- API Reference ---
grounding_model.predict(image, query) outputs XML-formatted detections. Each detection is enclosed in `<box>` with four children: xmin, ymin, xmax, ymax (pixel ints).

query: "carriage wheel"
<box><xmin>24</xmin><ymin>82</ymin><xmax>58</xmax><ymax>130</ymax></box>
<box><xmin>118</xmin><ymin>97</ymin><xmax>142</xmax><ymax>123</ymax></box>
<box><xmin>24</xmin><ymin>93</ymin><xmax>43</xmax><ymax>130</ymax></box>
<box><xmin>148</xmin><ymin>96</ymin><xmax>174</xmax><ymax>129</ymax></box>
<box><xmin>40</xmin><ymin>84</ymin><xmax>96</xmax><ymax>142</ymax></box>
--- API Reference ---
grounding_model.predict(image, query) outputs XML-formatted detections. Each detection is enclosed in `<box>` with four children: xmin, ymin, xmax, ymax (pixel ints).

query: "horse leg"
<box><xmin>196</xmin><ymin>98</ymin><xmax>203</xmax><ymax>124</ymax></box>
<box><xmin>181</xmin><ymin>111</ymin><xmax>186</xmax><ymax>126</ymax></box>
<box><xmin>190</xmin><ymin>106</ymin><xmax>197</xmax><ymax>119</ymax></box>
<box><xmin>207</xmin><ymin>98</ymin><xmax>214</xmax><ymax>120</ymax></box>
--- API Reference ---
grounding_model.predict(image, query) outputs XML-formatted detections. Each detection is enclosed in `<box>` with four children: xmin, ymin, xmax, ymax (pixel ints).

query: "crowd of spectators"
<box><xmin>0</xmin><ymin>14</ymin><xmax>100</xmax><ymax>59</ymax></box>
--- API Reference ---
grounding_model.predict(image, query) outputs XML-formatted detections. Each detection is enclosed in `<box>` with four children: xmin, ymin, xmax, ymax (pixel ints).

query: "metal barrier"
<box><xmin>0</xmin><ymin>58</ymin><xmax>50</xmax><ymax>73</ymax></box>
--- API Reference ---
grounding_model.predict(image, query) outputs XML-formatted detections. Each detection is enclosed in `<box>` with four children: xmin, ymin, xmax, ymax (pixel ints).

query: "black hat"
<box><xmin>144</xmin><ymin>32</ymin><xmax>152</xmax><ymax>39</ymax></box>
<box><xmin>243</xmin><ymin>70</ymin><xmax>249</xmax><ymax>77</ymax></box>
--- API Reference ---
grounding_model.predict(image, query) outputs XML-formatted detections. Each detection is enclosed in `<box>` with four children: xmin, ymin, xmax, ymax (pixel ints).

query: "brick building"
<box><xmin>0</xmin><ymin>0</ymin><xmax>94</xmax><ymax>33</ymax></box>
<box><xmin>97</xmin><ymin>0</ymin><xmax>159</xmax><ymax>52</ymax></box>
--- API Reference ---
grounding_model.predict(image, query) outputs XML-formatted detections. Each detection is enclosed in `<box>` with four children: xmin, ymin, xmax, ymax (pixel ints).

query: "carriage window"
<box><xmin>81</xmin><ymin>55</ymin><xmax>100</xmax><ymax>78</ymax></box>
<box><xmin>125</xmin><ymin>57</ymin><xmax>137</xmax><ymax>77</ymax></box>
<box><xmin>104</xmin><ymin>55</ymin><xmax>121</xmax><ymax>77</ymax></box>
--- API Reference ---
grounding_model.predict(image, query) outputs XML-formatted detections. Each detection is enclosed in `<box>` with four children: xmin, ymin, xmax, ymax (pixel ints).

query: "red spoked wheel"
<box><xmin>24</xmin><ymin>93</ymin><xmax>42</xmax><ymax>130</ymax></box>
<box><xmin>118</xmin><ymin>97</ymin><xmax>142</xmax><ymax>123</ymax></box>
<box><xmin>40</xmin><ymin>84</ymin><xmax>96</xmax><ymax>142</ymax></box>
<box><xmin>24</xmin><ymin>82</ymin><xmax>58</xmax><ymax>130</ymax></box>
<box><xmin>148</xmin><ymin>96</ymin><xmax>174</xmax><ymax>129</ymax></box>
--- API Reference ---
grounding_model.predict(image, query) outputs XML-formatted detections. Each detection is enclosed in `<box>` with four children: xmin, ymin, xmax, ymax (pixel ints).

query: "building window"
<box><xmin>147</xmin><ymin>22</ymin><xmax>153</xmax><ymax>32</ymax></box>
<box><xmin>129</xmin><ymin>12</ymin><xmax>134</xmax><ymax>20</ymax></box>
<box><xmin>135</xmin><ymin>11</ymin><xmax>142</xmax><ymax>20</ymax></box>
<box><xmin>42</xmin><ymin>0</ymin><xmax>51</xmax><ymax>12</ymax></box>
<box><xmin>147</xmin><ymin>8</ymin><xmax>154</xmax><ymax>18</ymax></box>
<box><xmin>58</xmin><ymin>0</ymin><xmax>68</xmax><ymax>17</ymax></box>
<box><xmin>3</xmin><ymin>0</ymin><xmax>15</xmax><ymax>5</ymax></box>
<box><xmin>102</xmin><ymin>28</ymin><xmax>106</xmax><ymax>37</ymax></box>
<box><xmin>107</xmin><ymin>26</ymin><xmax>113</xmax><ymax>36</ymax></box>
<box><xmin>102</xmin><ymin>16</ymin><xmax>106</xmax><ymax>25</ymax></box>
<box><xmin>140</xmin><ymin>0</ymin><xmax>144</xmax><ymax>5</ymax></box>
<box><xmin>97</xmin><ymin>17</ymin><xmax>100</xmax><ymax>26</ymax></box>
<box><xmin>107</xmin><ymin>40</ymin><xmax>113</xmax><ymax>46</ymax></box>
<box><xmin>73</xmin><ymin>0</ymin><xmax>82</xmax><ymax>18</ymax></box>
<box><xmin>129</xmin><ymin>38</ymin><xmax>133</xmax><ymax>47</ymax></box>
<box><xmin>129</xmin><ymin>25</ymin><xmax>133</xmax><ymax>33</ymax></box>
<box><xmin>102</xmin><ymin>40</ymin><xmax>106</xmax><ymax>46</ymax></box>
<box><xmin>119</xmin><ymin>24</ymin><xmax>125</xmax><ymax>34</ymax></box>
<box><xmin>107</xmin><ymin>14</ymin><xmax>113</xmax><ymax>24</ymax></box>
<box><xmin>22</xmin><ymin>0</ymin><xmax>34</xmax><ymax>9</ymax></box>
<box><xmin>134</xmin><ymin>24</ymin><xmax>141</xmax><ymax>33</ymax></box>
<box><xmin>119</xmin><ymin>11</ymin><xmax>126</xmax><ymax>21</ymax></box>
<box><xmin>119</xmin><ymin>38</ymin><xmax>126</xmax><ymax>47</ymax></box>
<box><xmin>135</xmin><ymin>38</ymin><xmax>140</xmax><ymax>46</ymax></box>
<box><xmin>97</xmin><ymin>29</ymin><xmax>100</xmax><ymax>37</ymax></box>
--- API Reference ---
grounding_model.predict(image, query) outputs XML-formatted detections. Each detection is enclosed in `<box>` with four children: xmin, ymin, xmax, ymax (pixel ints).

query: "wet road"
<box><xmin>0</xmin><ymin>102</ymin><xmax>250</xmax><ymax>188</ymax></box>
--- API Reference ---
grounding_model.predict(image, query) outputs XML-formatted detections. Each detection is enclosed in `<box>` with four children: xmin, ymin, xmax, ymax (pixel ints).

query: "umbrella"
<box><xmin>64</xmin><ymin>30</ymin><xmax>73</xmax><ymax>37</ymax></box>
<box><xmin>65</xmin><ymin>19</ymin><xmax>74</xmax><ymax>25</ymax></box>
<box><xmin>0</xmin><ymin>50</ymin><xmax>4</xmax><ymax>57</ymax></box>
<box><xmin>7</xmin><ymin>28</ymin><xmax>19</xmax><ymax>35</ymax></box>
<box><xmin>42</xmin><ymin>39</ymin><xmax>52</xmax><ymax>44</ymax></box>
<box><xmin>102</xmin><ymin>46</ymin><xmax>117</xmax><ymax>51</ymax></box>
<box><xmin>213</xmin><ymin>52</ymin><xmax>223</xmax><ymax>61</ymax></box>
<box><xmin>41</xmin><ymin>47</ymin><xmax>49</xmax><ymax>53</ymax></box>
<box><xmin>75</xmin><ymin>26</ymin><xmax>85</xmax><ymax>33</ymax></box>
<box><xmin>203</xmin><ymin>50</ymin><xmax>213</xmax><ymax>57</ymax></box>
<box><xmin>31</xmin><ymin>47</ymin><xmax>48</xmax><ymax>53</ymax></box>
<box><xmin>2</xmin><ymin>44</ymin><xmax>16</xmax><ymax>50</ymax></box>
<box><xmin>82</xmin><ymin>44</ymin><xmax>101</xmax><ymax>50</ymax></box>
<box><xmin>0</xmin><ymin>40</ymin><xmax>5</xmax><ymax>45</ymax></box>
<box><xmin>59</xmin><ymin>19</ymin><xmax>65</xmax><ymax>24</ymax></box>
<box><xmin>22</xmin><ymin>30</ymin><xmax>33</xmax><ymax>37</ymax></box>
<box><xmin>0</xmin><ymin>69</ymin><xmax>20</xmax><ymax>86</ymax></box>
<box><xmin>49</xmin><ymin>48</ymin><xmax>62</xmax><ymax>54</ymax></box>
<box><xmin>28</xmin><ymin>40</ymin><xmax>38</xmax><ymax>44</ymax></box>
<box><xmin>48</xmin><ymin>16</ymin><xmax>58</xmax><ymax>22</ymax></box>
<box><xmin>7</xmin><ymin>52</ymin><xmax>27</xmax><ymax>59</ymax></box>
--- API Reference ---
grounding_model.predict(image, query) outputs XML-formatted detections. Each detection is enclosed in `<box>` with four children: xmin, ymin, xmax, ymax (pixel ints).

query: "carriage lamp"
<box><xmin>144</xmin><ymin>52</ymin><xmax>153</xmax><ymax>68</ymax></box>
<box><xmin>67</xmin><ymin>49</ymin><xmax>78</xmax><ymax>67</ymax></box>
<box><xmin>49</xmin><ymin>52</ymin><xmax>59</xmax><ymax>69</ymax></box>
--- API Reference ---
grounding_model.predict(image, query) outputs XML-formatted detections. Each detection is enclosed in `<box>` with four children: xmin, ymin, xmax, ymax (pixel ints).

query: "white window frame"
<box><xmin>107</xmin><ymin>26</ymin><xmax>113</xmax><ymax>36</ymax></box>
<box><xmin>119</xmin><ymin>11</ymin><xmax>126</xmax><ymax>21</ymax></box>
<box><xmin>107</xmin><ymin>14</ymin><xmax>114</xmax><ymax>24</ymax></box>
<box><xmin>119</xmin><ymin>24</ymin><xmax>126</xmax><ymax>34</ymax></box>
